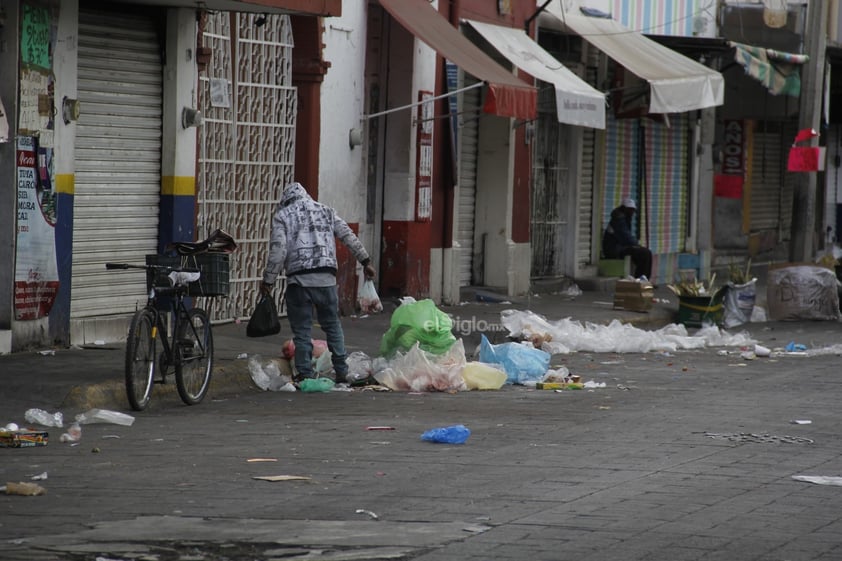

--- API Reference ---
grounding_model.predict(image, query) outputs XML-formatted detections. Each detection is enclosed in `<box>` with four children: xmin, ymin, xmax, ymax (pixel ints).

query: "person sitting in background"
<box><xmin>602</xmin><ymin>198</ymin><xmax>653</xmax><ymax>281</ymax></box>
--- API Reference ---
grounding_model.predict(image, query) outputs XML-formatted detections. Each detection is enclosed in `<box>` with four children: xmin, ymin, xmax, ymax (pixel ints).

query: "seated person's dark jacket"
<box><xmin>602</xmin><ymin>206</ymin><xmax>638</xmax><ymax>258</ymax></box>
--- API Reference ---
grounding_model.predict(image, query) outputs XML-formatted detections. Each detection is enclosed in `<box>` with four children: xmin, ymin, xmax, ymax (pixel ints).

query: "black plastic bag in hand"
<box><xmin>247</xmin><ymin>295</ymin><xmax>281</xmax><ymax>337</ymax></box>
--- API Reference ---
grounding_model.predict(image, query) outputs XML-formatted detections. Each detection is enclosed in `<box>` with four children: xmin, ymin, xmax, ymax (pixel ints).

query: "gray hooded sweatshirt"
<box><xmin>262</xmin><ymin>182</ymin><xmax>370</xmax><ymax>285</ymax></box>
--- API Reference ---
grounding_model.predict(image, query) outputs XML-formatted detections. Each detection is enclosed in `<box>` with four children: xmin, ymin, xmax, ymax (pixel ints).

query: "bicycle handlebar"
<box><xmin>105</xmin><ymin>262</ymin><xmax>200</xmax><ymax>273</ymax></box>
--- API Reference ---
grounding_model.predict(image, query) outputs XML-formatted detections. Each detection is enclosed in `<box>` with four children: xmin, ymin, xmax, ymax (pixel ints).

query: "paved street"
<box><xmin>2</xmin><ymin>291</ymin><xmax>842</xmax><ymax>561</ymax></box>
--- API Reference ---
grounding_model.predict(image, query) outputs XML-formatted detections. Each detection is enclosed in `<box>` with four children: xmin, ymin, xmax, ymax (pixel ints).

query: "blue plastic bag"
<box><xmin>421</xmin><ymin>424</ymin><xmax>471</xmax><ymax>444</ymax></box>
<box><xmin>478</xmin><ymin>334</ymin><xmax>550</xmax><ymax>385</ymax></box>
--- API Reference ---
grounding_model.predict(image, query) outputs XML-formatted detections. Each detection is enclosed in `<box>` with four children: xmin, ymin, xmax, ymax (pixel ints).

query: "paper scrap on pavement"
<box><xmin>4</xmin><ymin>482</ymin><xmax>46</xmax><ymax>495</ymax></box>
<box><xmin>792</xmin><ymin>475</ymin><xmax>842</xmax><ymax>486</ymax></box>
<box><xmin>246</xmin><ymin>458</ymin><xmax>278</xmax><ymax>463</ymax></box>
<box><xmin>253</xmin><ymin>475</ymin><xmax>311</xmax><ymax>482</ymax></box>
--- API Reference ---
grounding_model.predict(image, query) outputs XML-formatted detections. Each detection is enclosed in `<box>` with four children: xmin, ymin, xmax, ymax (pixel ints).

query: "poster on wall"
<box><xmin>415</xmin><ymin>91</ymin><xmax>434</xmax><ymax>222</ymax></box>
<box><xmin>15</xmin><ymin>136</ymin><xmax>59</xmax><ymax>320</ymax></box>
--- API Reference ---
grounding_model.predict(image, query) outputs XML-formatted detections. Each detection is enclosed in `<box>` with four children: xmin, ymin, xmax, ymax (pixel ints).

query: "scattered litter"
<box><xmin>59</xmin><ymin>423</ymin><xmax>82</xmax><ymax>443</ymax></box>
<box><xmin>500</xmin><ymin>310</ymin><xmax>756</xmax><ymax>354</ymax></box>
<box><xmin>247</xmin><ymin>458</ymin><xmax>278</xmax><ymax>462</ymax></box>
<box><xmin>299</xmin><ymin>378</ymin><xmax>335</xmax><ymax>393</ymax></box>
<box><xmin>754</xmin><ymin>344</ymin><xmax>771</xmax><ymax>357</ymax></box>
<box><xmin>478</xmin><ymin>335</ymin><xmax>550</xmax><ymax>385</ymax></box>
<box><xmin>248</xmin><ymin>355</ymin><xmax>294</xmax><ymax>391</ymax></box>
<box><xmin>374</xmin><ymin>340</ymin><xmax>467</xmax><ymax>392</ymax></box>
<box><xmin>94</xmin><ymin>340</ymin><xmax>106</xmax><ymax>345</ymax></box>
<box><xmin>4</xmin><ymin>423</ymin><xmax>18</xmax><ymax>432</ymax></box>
<box><xmin>790</xmin><ymin>420</ymin><xmax>812</xmax><ymax>425</ymax></box>
<box><xmin>3</xmin><ymin>482</ymin><xmax>46</xmax><ymax>496</ymax></box>
<box><xmin>792</xmin><ymin>475</ymin><xmax>842</xmax><ymax>487</ymax></box>
<box><xmin>346</xmin><ymin>351</ymin><xmax>373</xmax><ymax>384</ymax></box>
<box><xmin>461</xmin><ymin>362</ymin><xmax>507</xmax><ymax>390</ymax></box>
<box><xmin>30</xmin><ymin>472</ymin><xmax>47</xmax><ymax>481</ymax></box>
<box><xmin>355</xmin><ymin>509</ymin><xmax>379</xmax><ymax>520</ymax></box>
<box><xmin>785</xmin><ymin>341</ymin><xmax>807</xmax><ymax>352</ymax></box>
<box><xmin>583</xmin><ymin>381</ymin><xmax>607</xmax><ymax>389</ymax></box>
<box><xmin>75</xmin><ymin>409</ymin><xmax>134</xmax><ymax>426</ymax></box>
<box><xmin>369</xmin><ymin>441</ymin><xmax>391</xmax><ymax>445</ymax></box>
<box><xmin>421</xmin><ymin>424</ymin><xmax>471</xmax><ymax>444</ymax></box>
<box><xmin>252</xmin><ymin>475</ymin><xmax>311</xmax><ymax>482</ymax></box>
<box><xmin>24</xmin><ymin>408</ymin><xmax>63</xmax><ymax>428</ymax></box>
<box><xmin>366</xmin><ymin>426</ymin><xmax>395</xmax><ymax>431</ymax></box>
<box><xmin>38</xmin><ymin>350</ymin><xmax>55</xmax><ymax>356</ymax></box>
<box><xmin>237</xmin><ymin>353</ymin><xmax>248</xmax><ymax>359</ymax></box>
<box><xmin>704</xmin><ymin>432</ymin><xmax>814</xmax><ymax>444</ymax></box>
<box><xmin>740</xmin><ymin>351</ymin><xmax>756</xmax><ymax>360</ymax></box>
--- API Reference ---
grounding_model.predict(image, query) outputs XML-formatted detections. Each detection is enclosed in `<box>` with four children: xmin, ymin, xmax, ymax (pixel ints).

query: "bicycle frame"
<box><xmin>107</xmin><ymin>261</ymin><xmax>215</xmax><ymax>410</ymax></box>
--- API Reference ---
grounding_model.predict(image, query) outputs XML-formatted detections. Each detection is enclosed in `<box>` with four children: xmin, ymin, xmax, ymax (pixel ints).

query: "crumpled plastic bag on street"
<box><xmin>346</xmin><ymin>351</ymin><xmax>373</xmax><ymax>384</ymax></box>
<box><xmin>723</xmin><ymin>279</ymin><xmax>757</xmax><ymax>328</ymax></box>
<box><xmin>380</xmin><ymin>298</ymin><xmax>457</xmax><ymax>357</ymax></box>
<box><xmin>500</xmin><ymin>309</ymin><xmax>755</xmax><ymax>354</ymax></box>
<box><xmin>461</xmin><ymin>362</ymin><xmax>507</xmax><ymax>390</ymax></box>
<box><xmin>374</xmin><ymin>340</ymin><xmax>467</xmax><ymax>392</ymax></box>
<box><xmin>248</xmin><ymin>355</ymin><xmax>295</xmax><ymax>391</ymax></box>
<box><xmin>478</xmin><ymin>334</ymin><xmax>550</xmax><ymax>385</ymax></box>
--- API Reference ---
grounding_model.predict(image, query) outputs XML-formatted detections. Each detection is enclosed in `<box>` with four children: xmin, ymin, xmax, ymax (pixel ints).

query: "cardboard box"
<box><xmin>613</xmin><ymin>280</ymin><xmax>654</xmax><ymax>312</ymax></box>
<box><xmin>0</xmin><ymin>429</ymin><xmax>49</xmax><ymax>448</ymax></box>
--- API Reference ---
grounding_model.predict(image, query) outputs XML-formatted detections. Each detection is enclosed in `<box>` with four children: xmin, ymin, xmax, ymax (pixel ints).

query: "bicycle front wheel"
<box><xmin>125</xmin><ymin>308</ymin><xmax>156</xmax><ymax>411</ymax></box>
<box><xmin>175</xmin><ymin>308</ymin><xmax>214</xmax><ymax>405</ymax></box>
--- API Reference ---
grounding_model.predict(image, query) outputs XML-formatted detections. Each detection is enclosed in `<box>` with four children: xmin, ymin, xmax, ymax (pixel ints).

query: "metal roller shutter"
<box><xmin>456</xmin><ymin>76</ymin><xmax>480</xmax><ymax>286</ymax></box>
<box><xmin>749</xmin><ymin>121</ymin><xmax>796</xmax><ymax>239</ymax></box>
<box><xmin>72</xmin><ymin>9</ymin><xmax>163</xmax><ymax>318</ymax></box>
<box><xmin>577</xmin><ymin>50</ymin><xmax>599</xmax><ymax>268</ymax></box>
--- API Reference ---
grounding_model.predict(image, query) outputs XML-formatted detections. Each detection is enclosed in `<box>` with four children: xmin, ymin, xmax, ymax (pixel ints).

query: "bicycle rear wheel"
<box><xmin>125</xmin><ymin>308</ymin><xmax>156</xmax><ymax>411</ymax></box>
<box><xmin>175</xmin><ymin>308</ymin><xmax>213</xmax><ymax>405</ymax></box>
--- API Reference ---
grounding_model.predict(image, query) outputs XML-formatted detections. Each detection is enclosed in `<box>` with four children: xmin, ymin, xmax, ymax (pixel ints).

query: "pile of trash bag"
<box><xmin>380</xmin><ymin>298</ymin><xmax>456</xmax><ymax>357</ymax></box>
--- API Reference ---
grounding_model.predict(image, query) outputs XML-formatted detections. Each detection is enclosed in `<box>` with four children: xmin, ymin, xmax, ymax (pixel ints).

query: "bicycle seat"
<box><xmin>166</xmin><ymin>229</ymin><xmax>238</xmax><ymax>256</ymax></box>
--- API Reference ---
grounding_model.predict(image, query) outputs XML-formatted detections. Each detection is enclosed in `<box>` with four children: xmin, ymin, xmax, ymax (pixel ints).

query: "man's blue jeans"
<box><xmin>285</xmin><ymin>283</ymin><xmax>347</xmax><ymax>379</ymax></box>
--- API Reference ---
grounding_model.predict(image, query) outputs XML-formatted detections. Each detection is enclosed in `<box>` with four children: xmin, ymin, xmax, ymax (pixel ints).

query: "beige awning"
<box><xmin>546</xmin><ymin>7</ymin><xmax>724</xmax><ymax>113</ymax></box>
<box><xmin>466</xmin><ymin>19</ymin><xmax>605</xmax><ymax>128</ymax></box>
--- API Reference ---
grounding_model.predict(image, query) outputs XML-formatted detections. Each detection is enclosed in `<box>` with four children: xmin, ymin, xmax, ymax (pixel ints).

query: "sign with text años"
<box><xmin>15</xmin><ymin>136</ymin><xmax>59</xmax><ymax>320</ymax></box>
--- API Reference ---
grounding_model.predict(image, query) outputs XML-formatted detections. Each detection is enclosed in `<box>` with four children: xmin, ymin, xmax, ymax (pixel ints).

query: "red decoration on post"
<box><xmin>788</xmin><ymin>128</ymin><xmax>825</xmax><ymax>172</ymax></box>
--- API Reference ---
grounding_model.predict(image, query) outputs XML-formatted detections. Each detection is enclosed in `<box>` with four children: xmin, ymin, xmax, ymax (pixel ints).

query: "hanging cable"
<box><xmin>361</xmin><ymin>82</ymin><xmax>483</xmax><ymax>121</ymax></box>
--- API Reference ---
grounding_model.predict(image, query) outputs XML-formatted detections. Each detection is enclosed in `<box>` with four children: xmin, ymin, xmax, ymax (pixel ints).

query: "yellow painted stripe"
<box><xmin>161</xmin><ymin>176</ymin><xmax>196</xmax><ymax>196</ymax></box>
<box><xmin>55</xmin><ymin>174</ymin><xmax>75</xmax><ymax>195</ymax></box>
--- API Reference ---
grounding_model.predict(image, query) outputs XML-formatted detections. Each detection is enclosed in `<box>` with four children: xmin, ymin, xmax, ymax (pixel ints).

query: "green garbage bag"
<box><xmin>380</xmin><ymin>299</ymin><xmax>457</xmax><ymax>357</ymax></box>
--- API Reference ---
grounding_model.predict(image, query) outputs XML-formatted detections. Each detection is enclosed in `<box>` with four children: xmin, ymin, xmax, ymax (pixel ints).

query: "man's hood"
<box><xmin>280</xmin><ymin>182</ymin><xmax>311</xmax><ymax>207</ymax></box>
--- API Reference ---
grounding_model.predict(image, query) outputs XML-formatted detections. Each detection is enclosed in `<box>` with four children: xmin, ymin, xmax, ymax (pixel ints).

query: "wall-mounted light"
<box><xmin>182</xmin><ymin>107</ymin><xmax>204</xmax><ymax>129</ymax></box>
<box><xmin>62</xmin><ymin>97</ymin><xmax>81</xmax><ymax>125</ymax></box>
<box><xmin>349</xmin><ymin>127</ymin><xmax>363</xmax><ymax>149</ymax></box>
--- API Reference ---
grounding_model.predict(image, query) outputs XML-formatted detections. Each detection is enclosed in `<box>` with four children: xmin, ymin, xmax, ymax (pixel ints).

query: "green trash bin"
<box><xmin>677</xmin><ymin>288</ymin><xmax>726</xmax><ymax>327</ymax></box>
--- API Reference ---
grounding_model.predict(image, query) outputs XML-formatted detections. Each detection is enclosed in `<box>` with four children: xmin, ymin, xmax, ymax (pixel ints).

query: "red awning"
<box><xmin>379</xmin><ymin>0</ymin><xmax>536</xmax><ymax>120</ymax></box>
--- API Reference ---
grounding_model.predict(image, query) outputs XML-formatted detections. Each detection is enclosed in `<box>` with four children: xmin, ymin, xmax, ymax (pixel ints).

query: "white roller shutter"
<box><xmin>72</xmin><ymin>9</ymin><xmax>163</xmax><ymax>318</ymax></box>
<box><xmin>456</xmin><ymin>77</ymin><xmax>480</xmax><ymax>286</ymax></box>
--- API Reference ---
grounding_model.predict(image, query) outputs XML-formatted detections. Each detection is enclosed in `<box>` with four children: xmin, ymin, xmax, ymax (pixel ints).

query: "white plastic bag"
<box><xmin>723</xmin><ymin>278</ymin><xmax>757</xmax><ymax>328</ymax></box>
<box><xmin>357</xmin><ymin>279</ymin><xmax>383</xmax><ymax>314</ymax></box>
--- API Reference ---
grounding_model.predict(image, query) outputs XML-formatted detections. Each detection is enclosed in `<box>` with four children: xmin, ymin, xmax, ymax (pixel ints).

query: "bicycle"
<box><xmin>105</xmin><ymin>261</ymin><xmax>214</xmax><ymax>411</ymax></box>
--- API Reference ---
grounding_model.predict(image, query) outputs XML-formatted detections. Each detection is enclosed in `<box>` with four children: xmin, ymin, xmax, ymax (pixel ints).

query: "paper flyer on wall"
<box><xmin>15</xmin><ymin>136</ymin><xmax>59</xmax><ymax>320</ymax></box>
<box><xmin>0</xmin><ymin>96</ymin><xmax>8</xmax><ymax>143</ymax></box>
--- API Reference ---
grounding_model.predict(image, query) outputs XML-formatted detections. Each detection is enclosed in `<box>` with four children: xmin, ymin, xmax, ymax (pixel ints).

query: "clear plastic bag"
<box><xmin>358</xmin><ymin>279</ymin><xmax>383</xmax><ymax>314</ymax></box>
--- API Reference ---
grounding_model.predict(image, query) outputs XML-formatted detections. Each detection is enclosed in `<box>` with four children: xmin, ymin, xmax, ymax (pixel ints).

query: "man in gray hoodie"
<box><xmin>261</xmin><ymin>182</ymin><xmax>376</xmax><ymax>382</ymax></box>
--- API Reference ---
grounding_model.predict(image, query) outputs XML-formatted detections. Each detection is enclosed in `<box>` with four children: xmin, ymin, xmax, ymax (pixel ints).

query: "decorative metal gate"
<box><xmin>197</xmin><ymin>12</ymin><xmax>297</xmax><ymax>321</ymax></box>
